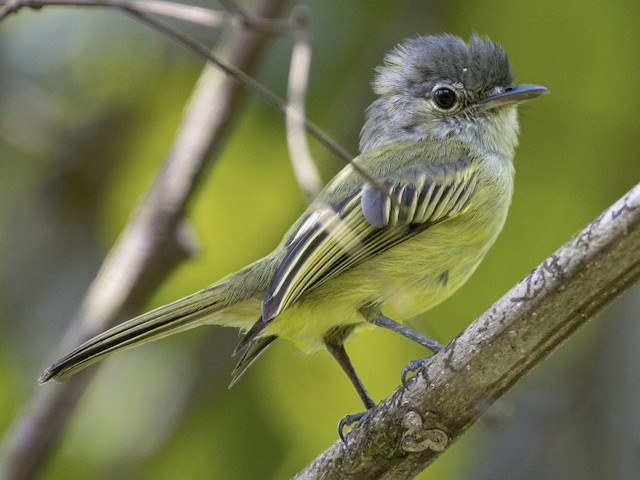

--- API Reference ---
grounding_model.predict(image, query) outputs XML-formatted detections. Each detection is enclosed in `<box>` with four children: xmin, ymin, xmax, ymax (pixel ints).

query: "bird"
<box><xmin>40</xmin><ymin>33</ymin><xmax>547</xmax><ymax>433</ymax></box>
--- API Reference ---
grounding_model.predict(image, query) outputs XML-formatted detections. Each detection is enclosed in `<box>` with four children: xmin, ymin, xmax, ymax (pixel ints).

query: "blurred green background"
<box><xmin>1</xmin><ymin>0</ymin><xmax>639</xmax><ymax>478</ymax></box>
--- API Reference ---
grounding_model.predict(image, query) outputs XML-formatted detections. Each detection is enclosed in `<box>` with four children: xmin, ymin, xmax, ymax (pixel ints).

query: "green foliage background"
<box><xmin>1</xmin><ymin>0</ymin><xmax>639</xmax><ymax>478</ymax></box>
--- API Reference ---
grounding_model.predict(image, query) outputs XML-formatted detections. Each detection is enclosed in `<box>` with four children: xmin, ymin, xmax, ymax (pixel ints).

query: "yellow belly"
<box><xmin>262</xmin><ymin>211</ymin><xmax>501</xmax><ymax>353</ymax></box>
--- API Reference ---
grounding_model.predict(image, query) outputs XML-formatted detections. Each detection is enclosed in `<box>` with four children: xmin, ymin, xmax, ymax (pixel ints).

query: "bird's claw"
<box><xmin>401</xmin><ymin>355</ymin><xmax>433</xmax><ymax>385</ymax></box>
<box><xmin>338</xmin><ymin>411</ymin><xmax>369</xmax><ymax>443</ymax></box>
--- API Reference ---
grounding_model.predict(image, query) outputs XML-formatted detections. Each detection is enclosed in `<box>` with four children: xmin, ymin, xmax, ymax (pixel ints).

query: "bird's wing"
<box><xmin>262</xmin><ymin>156</ymin><xmax>480</xmax><ymax>322</ymax></box>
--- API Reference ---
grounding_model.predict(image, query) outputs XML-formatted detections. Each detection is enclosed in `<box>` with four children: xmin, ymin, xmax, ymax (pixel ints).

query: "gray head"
<box><xmin>360</xmin><ymin>34</ymin><xmax>547</xmax><ymax>156</ymax></box>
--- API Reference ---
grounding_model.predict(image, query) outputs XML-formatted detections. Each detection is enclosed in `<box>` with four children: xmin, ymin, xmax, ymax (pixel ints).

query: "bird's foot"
<box><xmin>338</xmin><ymin>410</ymin><xmax>371</xmax><ymax>443</ymax></box>
<box><xmin>401</xmin><ymin>355</ymin><xmax>434</xmax><ymax>386</ymax></box>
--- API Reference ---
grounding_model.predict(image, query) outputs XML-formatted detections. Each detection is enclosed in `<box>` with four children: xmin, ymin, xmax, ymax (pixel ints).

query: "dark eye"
<box><xmin>433</xmin><ymin>88</ymin><xmax>457</xmax><ymax>109</ymax></box>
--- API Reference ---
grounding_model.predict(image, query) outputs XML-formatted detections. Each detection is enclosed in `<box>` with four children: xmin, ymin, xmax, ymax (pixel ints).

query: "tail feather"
<box><xmin>40</xmin><ymin>255</ymin><xmax>278</xmax><ymax>383</ymax></box>
<box><xmin>230</xmin><ymin>335</ymin><xmax>277</xmax><ymax>387</ymax></box>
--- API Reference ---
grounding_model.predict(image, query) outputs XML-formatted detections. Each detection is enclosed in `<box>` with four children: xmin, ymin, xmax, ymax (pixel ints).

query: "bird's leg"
<box><xmin>325</xmin><ymin>340</ymin><xmax>375</xmax><ymax>409</ymax></box>
<box><xmin>324</xmin><ymin>336</ymin><xmax>375</xmax><ymax>442</ymax></box>
<box><xmin>373</xmin><ymin>314</ymin><xmax>443</xmax><ymax>351</ymax></box>
<box><xmin>372</xmin><ymin>313</ymin><xmax>443</xmax><ymax>384</ymax></box>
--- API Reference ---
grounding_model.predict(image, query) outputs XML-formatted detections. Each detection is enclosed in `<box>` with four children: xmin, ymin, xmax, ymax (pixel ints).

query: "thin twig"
<box><xmin>123</xmin><ymin>8</ymin><xmax>395</xmax><ymax>204</ymax></box>
<box><xmin>294</xmin><ymin>183</ymin><xmax>640</xmax><ymax>478</ymax></box>
<box><xmin>286</xmin><ymin>6</ymin><xmax>323</xmax><ymax>203</ymax></box>
<box><xmin>0</xmin><ymin>0</ymin><xmax>397</xmax><ymax>207</ymax></box>
<box><xmin>0</xmin><ymin>0</ymin><xmax>291</xmax><ymax>30</ymax></box>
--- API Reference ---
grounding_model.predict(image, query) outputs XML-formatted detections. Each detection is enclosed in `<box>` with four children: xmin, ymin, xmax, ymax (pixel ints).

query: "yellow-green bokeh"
<box><xmin>1</xmin><ymin>1</ymin><xmax>638</xmax><ymax>479</ymax></box>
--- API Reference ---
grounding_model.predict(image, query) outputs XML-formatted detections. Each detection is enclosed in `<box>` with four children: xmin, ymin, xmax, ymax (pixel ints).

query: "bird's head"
<box><xmin>360</xmin><ymin>34</ymin><xmax>547</xmax><ymax>156</ymax></box>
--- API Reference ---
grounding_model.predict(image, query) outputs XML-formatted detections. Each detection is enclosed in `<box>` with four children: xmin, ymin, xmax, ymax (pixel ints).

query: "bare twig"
<box><xmin>0</xmin><ymin>0</ymin><xmax>291</xmax><ymax>30</ymax></box>
<box><xmin>124</xmin><ymin>8</ymin><xmax>395</xmax><ymax>205</ymax></box>
<box><xmin>0</xmin><ymin>0</ymin><xmax>397</xmax><ymax>207</ymax></box>
<box><xmin>0</xmin><ymin>1</ymin><xmax>289</xmax><ymax>478</ymax></box>
<box><xmin>294</xmin><ymin>183</ymin><xmax>640</xmax><ymax>479</ymax></box>
<box><xmin>285</xmin><ymin>6</ymin><xmax>323</xmax><ymax>203</ymax></box>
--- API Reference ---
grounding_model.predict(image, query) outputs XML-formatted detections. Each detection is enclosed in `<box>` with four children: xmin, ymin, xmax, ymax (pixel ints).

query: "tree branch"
<box><xmin>295</xmin><ymin>183</ymin><xmax>640</xmax><ymax>479</ymax></box>
<box><xmin>0</xmin><ymin>1</ymin><xmax>289</xmax><ymax>478</ymax></box>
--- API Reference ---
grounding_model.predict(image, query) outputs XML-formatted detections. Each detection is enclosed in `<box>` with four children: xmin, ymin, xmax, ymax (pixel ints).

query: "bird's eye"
<box><xmin>432</xmin><ymin>88</ymin><xmax>457</xmax><ymax>110</ymax></box>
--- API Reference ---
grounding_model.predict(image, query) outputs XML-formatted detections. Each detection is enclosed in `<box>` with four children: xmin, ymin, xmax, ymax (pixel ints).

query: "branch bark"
<box><xmin>0</xmin><ymin>1</ymin><xmax>289</xmax><ymax>479</ymax></box>
<box><xmin>295</xmin><ymin>182</ymin><xmax>640</xmax><ymax>479</ymax></box>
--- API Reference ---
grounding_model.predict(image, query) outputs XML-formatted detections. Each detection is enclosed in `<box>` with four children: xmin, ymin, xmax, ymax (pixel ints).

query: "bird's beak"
<box><xmin>476</xmin><ymin>83</ymin><xmax>549</xmax><ymax>110</ymax></box>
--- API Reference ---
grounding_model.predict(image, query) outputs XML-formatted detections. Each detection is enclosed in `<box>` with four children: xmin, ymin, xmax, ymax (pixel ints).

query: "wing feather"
<box><xmin>262</xmin><ymin>157</ymin><xmax>480</xmax><ymax>322</ymax></box>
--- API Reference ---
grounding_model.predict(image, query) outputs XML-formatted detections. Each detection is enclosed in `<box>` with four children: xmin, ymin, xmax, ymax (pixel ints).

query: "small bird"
<box><xmin>40</xmin><ymin>34</ymin><xmax>547</xmax><ymax>430</ymax></box>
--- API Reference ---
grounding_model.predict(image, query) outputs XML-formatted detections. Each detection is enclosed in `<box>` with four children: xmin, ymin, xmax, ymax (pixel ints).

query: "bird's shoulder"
<box><xmin>289</xmin><ymin>136</ymin><xmax>480</xmax><ymax>232</ymax></box>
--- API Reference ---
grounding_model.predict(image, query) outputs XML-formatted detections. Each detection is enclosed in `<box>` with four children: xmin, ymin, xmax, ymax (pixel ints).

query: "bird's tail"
<box><xmin>39</xmin><ymin>255</ymin><xmax>278</xmax><ymax>383</ymax></box>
